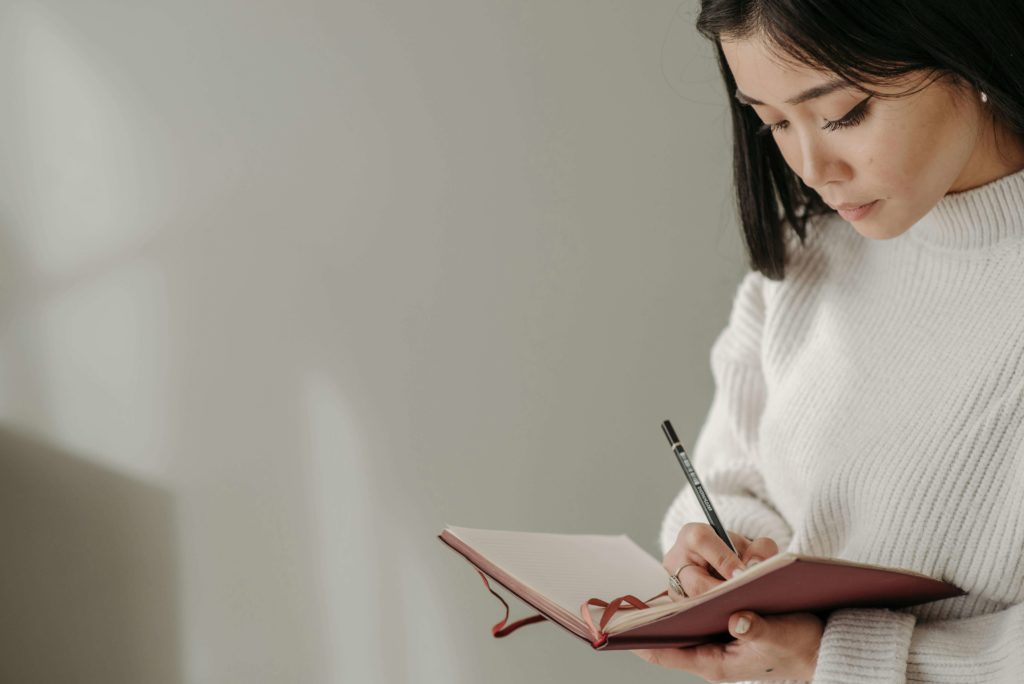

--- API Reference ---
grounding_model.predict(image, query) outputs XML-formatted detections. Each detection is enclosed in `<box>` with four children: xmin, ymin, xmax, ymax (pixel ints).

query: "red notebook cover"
<box><xmin>440</xmin><ymin>527</ymin><xmax>965</xmax><ymax>650</ymax></box>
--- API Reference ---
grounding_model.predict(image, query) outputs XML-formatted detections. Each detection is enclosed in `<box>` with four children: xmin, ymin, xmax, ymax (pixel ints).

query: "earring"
<box><xmin>981</xmin><ymin>90</ymin><xmax>989</xmax><ymax>103</ymax></box>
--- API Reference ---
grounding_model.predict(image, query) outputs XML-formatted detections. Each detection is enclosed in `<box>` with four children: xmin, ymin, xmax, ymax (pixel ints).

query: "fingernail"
<box><xmin>735</xmin><ymin>616</ymin><xmax>751</xmax><ymax>634</ymax></box>
<box><xmin>731</xmin><ymin>567</ymin><xmax>746</xmax><ymax>579</ymax></box>
<box><xmin>746</xmin><ymin>558</ymin><xmax>763</xmax><ymax>569</ymax></box>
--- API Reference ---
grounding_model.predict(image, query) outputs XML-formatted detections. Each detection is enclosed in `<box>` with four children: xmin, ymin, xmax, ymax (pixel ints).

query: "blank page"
<box><xmin>446</xmin><ymin>526</ymin><xmax>671</xmax><ymax>618</ymax></box>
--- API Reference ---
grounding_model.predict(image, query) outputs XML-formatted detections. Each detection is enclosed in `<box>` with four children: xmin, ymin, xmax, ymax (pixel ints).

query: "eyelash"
<box><xmin>756</xmin><ymin>98</ymin><xmax>872</xmax><ymax>136</ymax></box>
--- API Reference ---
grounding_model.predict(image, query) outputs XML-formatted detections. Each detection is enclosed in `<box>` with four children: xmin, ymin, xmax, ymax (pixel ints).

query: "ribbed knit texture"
<box><xmin>659</xmin><ymin>168</ymin><xmax>1024</xmax><ymax>683</ymax></box>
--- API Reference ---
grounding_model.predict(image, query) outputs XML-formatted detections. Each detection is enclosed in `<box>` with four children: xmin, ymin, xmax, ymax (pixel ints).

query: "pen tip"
<box><xmin>661</xmin><ymin>420</ymin><xmax>678</xmax><ymax>444</ymax></box>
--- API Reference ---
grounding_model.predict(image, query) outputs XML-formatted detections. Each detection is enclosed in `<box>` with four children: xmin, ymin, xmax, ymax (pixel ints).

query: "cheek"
<box><xmin>773</xmin><ymin>134</ymin><xmax>887</xmax><ymax>183</ymax></box>
<box><xmin>870</xmin><ymin>100</ymin><xmax>967</xmax><ymax>184</ymax></box>
<box><xmin>773</xmin><ymin>139</ymin><xmax>803</xmax><ymax>175</ymax></box>
<box><xmin>861</xmin><ymin>137</ymin><xmax>915</xmax><ymax>188</ymax></box>
<box><xmin>874</xmin><ymin>113</ymin><xmax>968</xmax><ymax>194</ymax></box>
<box><xmin>853</xmin><ymin>114</ymin><xmax>932</xmax><ymax>192</ymax></box>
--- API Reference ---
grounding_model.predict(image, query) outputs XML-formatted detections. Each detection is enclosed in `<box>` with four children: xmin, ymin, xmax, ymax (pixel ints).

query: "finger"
<box><xmin>727</xmin><ymin>529</ymin><xmax>752</xmax><ymax>556</ymax></box>
<box><xmin>729</xmin><ymin>610</ymin><xmax>825</xmax><ymax>657</ymax></box>
<box><xmin>662</xmin><ymin>552</ymin><xmax>698</xmax><ymax>601</ymax></box>
<box><xmin>664</xmin><ymin>562</ymin><xmax>717</xmax><ymax>602</ymax></box>
<box><xmin>680</xmin><ymin>523</ymin><xmax>746</xmax><ymax>581</ymax></box>
<box><xmin>678</xmin><ymin>562</ymin><xmax>727</xmax><ymax>598</ymax></box>
<box><xmin>729</xmin><ymin>611</ymin><xmax>763</xmax><ymax>641</ymax></box>
<box><xmin>664</xmin><ymin>524</ymin><xmax>748</xmax><ymax>571</ymax></box>
<box><xmin>666</xmin><ymin>581</ymin><xmax>688</xmax><ymax>603</ymax></box>
<box><xmin>729</xmin><ymin>610</ymin><xmax>818</xmax><ymax>643</ymax></box>
<box><xmin>631</xmin><ymin>644</ymin><xmax>725</xmax><ymax>677</ymax></box>
<box><xmin>739</xmin><ymin>537</ymin><xmax>779</xmax><ymax>566</ymax></box>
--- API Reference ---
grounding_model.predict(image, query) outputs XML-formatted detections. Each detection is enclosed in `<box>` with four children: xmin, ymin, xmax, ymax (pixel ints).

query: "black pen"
<box><xmin>661</xmin><ymin>419</ymin><xmax>739</xmax><ymax>556</ymax></box>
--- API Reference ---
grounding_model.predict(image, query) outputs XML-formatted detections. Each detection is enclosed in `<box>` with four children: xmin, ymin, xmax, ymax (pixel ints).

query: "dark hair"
<box><xmin>696</xmin><ymin>0</ymin><xmax>1024</xmax><ymax>279</ymax></box>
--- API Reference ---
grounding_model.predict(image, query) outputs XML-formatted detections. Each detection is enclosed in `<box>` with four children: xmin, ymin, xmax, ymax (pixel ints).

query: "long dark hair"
<box><xmin>697</xmin><ymin>0</ymin><xmax>1024</xmax><ymax>279</ymax></box>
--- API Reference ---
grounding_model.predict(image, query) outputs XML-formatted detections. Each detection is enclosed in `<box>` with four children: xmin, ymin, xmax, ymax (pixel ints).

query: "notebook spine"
<box><xmin>580</xmin><ymin>591</ymin><xmax>669</xmax><ymax>647</ymax></box>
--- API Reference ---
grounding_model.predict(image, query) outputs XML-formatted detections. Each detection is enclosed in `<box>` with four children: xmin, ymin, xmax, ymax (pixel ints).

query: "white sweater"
<box><xmin>659</xmin><ymin>167</ymin><xmax>1024</xmax><ymax>684</ymax></box>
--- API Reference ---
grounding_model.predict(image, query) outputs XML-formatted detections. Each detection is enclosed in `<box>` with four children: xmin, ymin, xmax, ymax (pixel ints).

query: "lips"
<box><xmin>834</xmin><ymin>199</ymin><xmax>880</xmax><ymax>221</ymax></box>
<box><xmin>829</xmin><ymin>200</ymin><xmax>875</xmax><ymax>210</ymax></box>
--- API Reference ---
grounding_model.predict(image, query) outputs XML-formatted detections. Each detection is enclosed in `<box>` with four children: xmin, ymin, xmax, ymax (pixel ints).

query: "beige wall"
<box><xmin>0</xmin><ymin>1</ymin><xmax>745</xmax><ymax>682</ymax></box>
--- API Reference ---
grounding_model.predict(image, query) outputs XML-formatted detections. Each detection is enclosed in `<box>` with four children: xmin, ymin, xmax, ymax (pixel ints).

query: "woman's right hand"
<box><xmin>662</xmin><ymin>522</ymin><xmax>779</xmax><ymax>601</ymax></box>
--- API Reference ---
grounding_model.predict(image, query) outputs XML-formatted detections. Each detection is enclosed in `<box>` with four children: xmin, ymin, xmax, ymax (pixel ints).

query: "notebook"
<box><xmin>439</xmin><ymin>525</ymin><xmax>965</xmax><ymax>650</ymax></box>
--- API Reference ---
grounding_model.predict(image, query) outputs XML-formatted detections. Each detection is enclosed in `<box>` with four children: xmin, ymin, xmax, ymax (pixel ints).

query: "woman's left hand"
<box><xmin>632</xmin><ymin>610</ymin><xmax>824</xmax><ymax>682</ymax></box>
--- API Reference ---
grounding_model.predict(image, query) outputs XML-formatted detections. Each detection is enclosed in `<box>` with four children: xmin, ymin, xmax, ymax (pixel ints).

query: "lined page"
<box><xmin>447</xmin><ymin>526</ymin><xmax>670</xmax><ymax>617</ymax></box>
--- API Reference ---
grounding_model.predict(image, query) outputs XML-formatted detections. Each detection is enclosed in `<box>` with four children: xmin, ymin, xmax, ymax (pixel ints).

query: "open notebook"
<box><xmin>440</xmin><ymin>525</ymin><xmax>965</xmax><ymax>650</ymax></box>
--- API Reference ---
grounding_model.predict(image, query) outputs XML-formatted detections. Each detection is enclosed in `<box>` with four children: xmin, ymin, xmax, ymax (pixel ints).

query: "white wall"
<box><xmin>0</xmin><ymin>1</ymin><xmax>746</xmax><ymax>682</ymax></box>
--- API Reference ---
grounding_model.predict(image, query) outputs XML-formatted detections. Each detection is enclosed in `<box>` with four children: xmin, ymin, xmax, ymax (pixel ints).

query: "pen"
<box><xmin>661</xmin><ymin>419</ymin><xmax>740</xmax><ymax>556</ymax></box>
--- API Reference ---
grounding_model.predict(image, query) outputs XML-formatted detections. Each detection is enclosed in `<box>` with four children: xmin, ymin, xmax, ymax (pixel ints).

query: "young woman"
<box><xmin>632</xmin><ymin>1</ymin><xmax>1024</xmax><ymax>682</ymax></box>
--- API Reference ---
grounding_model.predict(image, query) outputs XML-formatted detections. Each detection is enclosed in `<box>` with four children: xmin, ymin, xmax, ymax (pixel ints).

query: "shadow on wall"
<box><xmin>0</xmin><ymin>424</ymin><xmax>181</xmax><ymax>684</ymax></box>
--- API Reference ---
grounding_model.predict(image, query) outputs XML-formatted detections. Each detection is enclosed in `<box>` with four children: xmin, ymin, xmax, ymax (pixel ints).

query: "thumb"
<box><xmin>728</xmin><ymin>611</ymin><xmax>763</xmax><ymax>641</ymax></box>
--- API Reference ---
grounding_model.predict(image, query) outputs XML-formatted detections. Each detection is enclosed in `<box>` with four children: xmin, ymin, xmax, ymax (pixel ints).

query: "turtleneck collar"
<box><xmin>903</xmin><ymin>166</ymin><xmax>1024</xmax><ymax>251</ymax></box>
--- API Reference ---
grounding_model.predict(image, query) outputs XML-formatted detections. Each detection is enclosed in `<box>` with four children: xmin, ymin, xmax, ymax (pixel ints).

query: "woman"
<box><xmin>633</xmin><ymin>0</ymin><xmax>1024</xmax><ymax>682</ymax></box>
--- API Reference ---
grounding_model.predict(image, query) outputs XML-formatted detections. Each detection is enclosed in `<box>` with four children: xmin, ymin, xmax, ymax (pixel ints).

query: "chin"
<box><xmin>850</xmin><ymin>221</ymin><xmax>909</xmax><ymax>240</ymax></box>
<box><xmin>847</xmin><ymin>204</ymin><xmax>913</xmax><ymax>240</ymax></box>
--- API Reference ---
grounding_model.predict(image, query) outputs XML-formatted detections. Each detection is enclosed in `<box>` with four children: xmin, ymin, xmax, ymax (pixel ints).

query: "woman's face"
<box><xmin>721</xmin><ymin>35</ymin><xmax>1024</xmax><ymax>239</ymax></box>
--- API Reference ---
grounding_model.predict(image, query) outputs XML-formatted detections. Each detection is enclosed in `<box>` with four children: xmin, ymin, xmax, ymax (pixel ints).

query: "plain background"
<box><xmin>0</xmin><ymin>1</ymin><xmax>748</xmax><ymax>682</ymax></box>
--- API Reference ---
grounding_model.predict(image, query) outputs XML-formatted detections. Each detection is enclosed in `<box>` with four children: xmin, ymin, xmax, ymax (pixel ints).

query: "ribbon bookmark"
<box><xmin>476</xmin><ymin>570</ymin><xmax>547</xmax><ymax>637</ymax></box>
<box><xmin>580</xmin><ymin>590</ymin><xmax>669</xmax><ymax>646</ymax></box>
<box><xmin>474</xmin><ymin>569</ymin><xmax>667</xmax><ymax>647</ymax></box>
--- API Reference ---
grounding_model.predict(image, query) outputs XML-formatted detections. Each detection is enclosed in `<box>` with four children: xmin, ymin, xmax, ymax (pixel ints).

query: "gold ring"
<box><xmin>673</xmin><ymin>562</ymin><xmax>695</xmax><ymax>577</ymax></box>
<box><xmin>667</xmin><ymin>562</ymin><xmax>695</xmax><ymax>596</ymax></box>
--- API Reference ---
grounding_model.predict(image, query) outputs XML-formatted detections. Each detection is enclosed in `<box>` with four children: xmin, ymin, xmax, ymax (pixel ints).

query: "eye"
<box><xmin>821</xmin><ymin>96</ymin><xmax>872</xmax><ymax>132</ymax></box>
<box><xmin>756</xmin><ymin>119</ymin><xmax>789</xmax><ymax>136</ymax></box>
<box><xmin>755</xmin><ymin>96</ymin><xmax>873</xmax><ymax>137</ymax></box>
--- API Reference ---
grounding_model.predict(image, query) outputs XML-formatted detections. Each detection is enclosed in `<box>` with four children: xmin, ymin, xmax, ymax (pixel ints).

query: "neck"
<box><xmin>950</xmin><ymin>114</ymin><xmax>1024</xmax><ymax>194</ymax></box>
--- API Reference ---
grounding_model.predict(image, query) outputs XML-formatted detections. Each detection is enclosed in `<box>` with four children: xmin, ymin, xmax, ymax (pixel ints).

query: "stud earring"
<box><xmin>981</xmin><ymin>90</ymin><xmax>989</xmax><ymax>103</ymax></box>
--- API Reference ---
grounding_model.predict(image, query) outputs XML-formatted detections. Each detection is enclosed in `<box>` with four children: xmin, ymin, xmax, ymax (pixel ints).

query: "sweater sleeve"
<box><xmin>813</xmin><ymin>388</ymin><xmax>1024</xmax><ymax>683</ymax></box>
<box><xmin>659</xmin><ymin>270</ymin><xmax>793</xmax><ymax>556</ymax></box>
<box><xmin>814</xmin><ymin>602</ymin><xmax>1024</xmax><ymax>683</ymax></box>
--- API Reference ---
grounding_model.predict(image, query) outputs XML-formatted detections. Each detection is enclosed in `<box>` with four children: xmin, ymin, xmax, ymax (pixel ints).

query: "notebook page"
<box><xmin>447</xmin><ymin>526</ymin><xmax>670</xmax><ymax>618</ymax></box>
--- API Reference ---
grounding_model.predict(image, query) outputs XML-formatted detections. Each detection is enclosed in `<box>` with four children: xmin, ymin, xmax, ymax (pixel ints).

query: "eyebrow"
<box><xmin>734</xmin><ymin>79</ymin><xmax>848</xmax><ymax>107</ymax></box>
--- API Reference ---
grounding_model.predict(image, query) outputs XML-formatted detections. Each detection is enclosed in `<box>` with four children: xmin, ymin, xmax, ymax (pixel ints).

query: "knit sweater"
<box><xmin>659</xmin><ymin>168</ymin><xmax>1024</xmax><ymax>684</ymax></box>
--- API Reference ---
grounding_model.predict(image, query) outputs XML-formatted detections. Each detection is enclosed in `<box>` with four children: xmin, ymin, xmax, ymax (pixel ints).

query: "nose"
<box><xmin>795</xmin><ymin>134</ymin><xmax>848</xmax><ymax>190</ymax></box>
